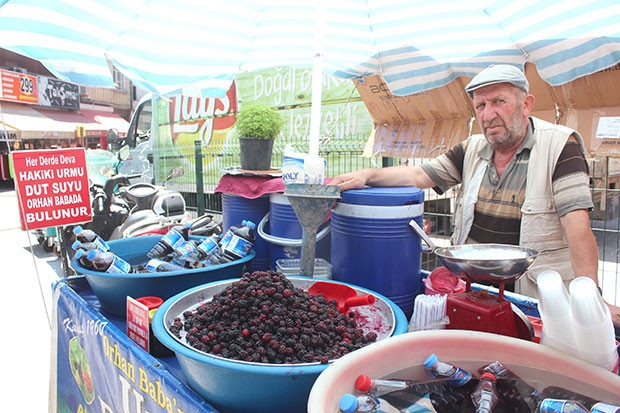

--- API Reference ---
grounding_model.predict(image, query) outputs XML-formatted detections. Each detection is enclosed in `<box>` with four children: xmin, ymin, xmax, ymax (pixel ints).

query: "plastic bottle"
<box><xmin>171</xmin><ymin>240</ymin><xmax>198</xmax><ymax>260</ymax></box>
<box><xmin>540</xmin><ymin>386</ymin><xmax>620</xmax><ymax>413</ymax></box>
<box><xmin>338</xmin><ymin>393</ymin><xmax>399</xmax><ymax>412</ymax></box>
<box><xmin>537</xmin><ymin>398</ymin><xmax>590</xmax><ymax>413</ymax></box>
<box><xmin>144</xmin><ymin>258</ymin><xmax>186</xmax><ymax>272</ymax></box>
<box><xmin>423</xmin><ymin>354</ymin><xmax>473</xmax><ymax>388</ymax></box>
<box><xmin>469</xmin><ymin>372</ymin><xmax>498</xmax><ymax>413</ymax></box>
<box><xmin>73</xmin><ymin>225</ymin><xmax>110</xmax><ymax>252</ymax></box>
<box><xmin>86</xmin><ymin>250</ymin><xmax>133</xmax><ymax>273</ymax></box>
<box><xmin>72</xmin><ymin>239</ymin><xmax>107</xmax><ymax>253</ymax></box>
<box><xmin>74</xmin><ymin>248</ymin><xmax>93</xmax><ymax>270</ymax></box>
<box><xmin>478</xmin><ymin>360</ymin><xmax>539</xmax><ymax>411</ymax></box>
<box><xmin>147</xmin><ymin>222</ymin><xmax>192</xmax><ymax>259</ymax></box>
<box><xmin>191</xmin><ymin>235</ymin><xmax>223</xmax><ymax>263</ymax></box>
<box><xmin>355</xmin><ymin>374</ymin><xmax>449</xmax><ymax>399</ymax></box>
<box><xmin>355</xmin><ymin>375</ymin><xmax>409</xmax><ymax>397</ymax></box>
<box><xmin>219</xmin><ymin>220</ymin><xmax>256</xmax><ymax>261</ymax></box>
<box><xmin>173</xmin><ymin>221</ymin><xmax>192</xmax><ymax>241</ymax></box>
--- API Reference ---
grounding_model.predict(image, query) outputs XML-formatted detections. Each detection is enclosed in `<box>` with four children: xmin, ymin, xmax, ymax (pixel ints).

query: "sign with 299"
<box><xmin>20</xmin><ymin>74</ymin><xmax>35</xmax><ymax>95</ymax></box>
<box><xmin>0</xmin><ymin>69</ymin><xmax>39</xmax><ymax>104</ymax></box>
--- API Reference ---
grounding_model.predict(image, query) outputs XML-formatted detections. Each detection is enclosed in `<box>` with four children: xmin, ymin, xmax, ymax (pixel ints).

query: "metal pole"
<box><xmin>194</xmin><ymin>140</ymin><xmax>205</xmax><ymax>215</ymax></box>
<box><xmin>56</xmin><ymin>226</ymin><xmax>73</xmax><ymax>277</ymax></box>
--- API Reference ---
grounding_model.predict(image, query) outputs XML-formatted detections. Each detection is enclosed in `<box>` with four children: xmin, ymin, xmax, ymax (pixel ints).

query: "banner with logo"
<box><xmin>51</xmin><ymin>279</ymin><xmax>218</xmax><ymax>413</ymax></box>
<box><xmin>150</xmin><ymin>66</ymin><xmax>374</xmax><ymax>186</ymax></box>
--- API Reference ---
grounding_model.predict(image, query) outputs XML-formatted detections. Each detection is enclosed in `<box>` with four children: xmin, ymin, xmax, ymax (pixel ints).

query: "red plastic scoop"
<box><xmin>308</xmin><ymin>281</ymin><xmax>375</xmax><ymax>314</ymax></box>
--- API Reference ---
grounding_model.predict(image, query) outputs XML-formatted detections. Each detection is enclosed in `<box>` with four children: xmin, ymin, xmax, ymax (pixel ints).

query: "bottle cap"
<box><xmin>72</xmin><ymin>225</ymin><xmax>83</xmax><ymax>234</ymax></box>
<box><xmin>338</xmin><ymin>393</ymin><xmax>359</xmax><ymax>413</ymax></box>
<box><xmin>480</xmin><ymin>372</ymin><xmax>496</xmax><ymax>381</ymax></box>
<box><xmin>245</xmin><ymin>220</ymin><xmax>256</xmax><ymax>229</ymax></box>
<box><xmin>87</xmin><ymin>250</ymin><xmax>97</xmax><ymax>260</ymax></box>
<box><xmin>74</xmin><ymin>249</ymin><xmax>85</xmax><ymax>259</ymax></box>
<box><xmin>71</xmin><ymin>240</ymin><xmax>81</xmax><ymax>250</ymax></box>
<box><xmin>355</xmin><ymin>374</ymin><xmax>372</xmax><ymax>392</ymax></box>
<box><xmin>423</xmin><ymin>353</ymin><xmax>438</xmax><ymax>368</ymax></box>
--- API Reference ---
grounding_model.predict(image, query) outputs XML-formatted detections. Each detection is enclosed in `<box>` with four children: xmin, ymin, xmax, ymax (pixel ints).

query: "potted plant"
<box><xmin>235</xmin><ymin>103</ymin><xmax>284</xmax><ymax>171</ymax></box>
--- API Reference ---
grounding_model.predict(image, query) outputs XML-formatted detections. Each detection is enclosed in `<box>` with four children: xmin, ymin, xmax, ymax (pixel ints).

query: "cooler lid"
<box><xmin>339</xmin><ymin>186</ymin><xmax>424</xmax><ymax>206</ymax></box>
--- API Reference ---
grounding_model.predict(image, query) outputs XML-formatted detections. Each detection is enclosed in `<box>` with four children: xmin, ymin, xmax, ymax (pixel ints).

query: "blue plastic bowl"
<box><xmin>152</xmin><ymin>277</ymin><xmax>408</xmax><ymax>413</ymax></box>
<box><xmin>71</xmin><ymin>235</ymin><xmax>255</xmax><ymax>317</ymax></box>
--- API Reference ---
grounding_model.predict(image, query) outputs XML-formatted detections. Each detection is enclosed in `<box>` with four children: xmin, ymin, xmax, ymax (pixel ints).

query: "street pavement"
<box><xmin>0</xmin><ymin>180</ymin><xmax>62</xmax><ymax>413</ymax></box>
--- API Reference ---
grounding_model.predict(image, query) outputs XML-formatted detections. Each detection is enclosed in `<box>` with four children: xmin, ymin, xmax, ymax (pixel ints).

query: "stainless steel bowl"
<box><xmin>434</xmin><ymin>244</ymin><xmax>539</xmax><ymax>282</ymax></box>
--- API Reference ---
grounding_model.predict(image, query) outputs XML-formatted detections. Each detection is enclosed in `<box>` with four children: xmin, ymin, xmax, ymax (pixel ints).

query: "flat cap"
<box><xmin>465</xmin><ymin>64</ymin><xmax>529</xmax><ymax>97</ymax></box>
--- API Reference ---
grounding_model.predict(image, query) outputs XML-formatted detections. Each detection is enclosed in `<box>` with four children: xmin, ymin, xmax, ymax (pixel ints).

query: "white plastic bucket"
<box><xmin>307</xmin><ymin>330</ymin><xmax>620</xmax><ymax>412</ymax></box>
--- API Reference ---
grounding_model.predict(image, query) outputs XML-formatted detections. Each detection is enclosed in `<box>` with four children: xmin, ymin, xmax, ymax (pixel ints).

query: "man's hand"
<box><xmin>329</xmin><ymin>171</ymin><xmax>367</xmax><ymax>191</ymax></box>
<box><xmin>607</xmin><ymin>302</ymin><xmax>620</xmax><ymax>329</ymax></box>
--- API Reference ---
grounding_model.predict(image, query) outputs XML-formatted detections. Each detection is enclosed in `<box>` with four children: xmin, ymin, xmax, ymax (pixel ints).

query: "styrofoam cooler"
<box><xmin>222</xmin><ymin>193</ymin><xmax>270</xmax><ymax>271</ymax></box>
<box><xmin>330</xmin><ymin>186</ymin><xmax>425</xmax><ymax>318</ymax></box>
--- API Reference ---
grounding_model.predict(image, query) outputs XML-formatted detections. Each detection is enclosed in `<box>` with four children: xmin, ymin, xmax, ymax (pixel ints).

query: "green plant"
<box><xmin>235</xmin><ymin>104</ymin><xmax>284</xmax><ymax>140</ymax></box>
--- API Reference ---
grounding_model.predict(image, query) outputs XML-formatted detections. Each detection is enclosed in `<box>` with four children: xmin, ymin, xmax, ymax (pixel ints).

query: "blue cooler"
<box><xmin>330</xmin><ymin>186</ymin><xmax>425</xmax><ymax>317</ymax></box>
<box><xmin>222</xmin><ymin>193</ymin><xmax>270</xmax><ymax>271</ymax></box>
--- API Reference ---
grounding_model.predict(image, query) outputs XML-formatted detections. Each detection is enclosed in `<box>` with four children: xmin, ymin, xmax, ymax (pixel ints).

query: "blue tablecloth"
<box><xmin>50</xmin><ymin>276</ymin><xmax>220</xmax><ymax>413</ymax></box>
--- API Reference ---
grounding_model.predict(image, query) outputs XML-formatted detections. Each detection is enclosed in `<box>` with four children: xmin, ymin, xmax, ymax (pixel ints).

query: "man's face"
<box><xmin>472</xmin><ymin>83</ymin><xmax>530</xmax><ymax>151</ymax></box>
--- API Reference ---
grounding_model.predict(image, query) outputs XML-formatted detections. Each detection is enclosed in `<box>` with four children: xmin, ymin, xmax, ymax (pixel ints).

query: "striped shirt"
<box><xmin>421</xmin><ymin>118</ymin><xmax>592</xmax><ymax>245</ymax></box>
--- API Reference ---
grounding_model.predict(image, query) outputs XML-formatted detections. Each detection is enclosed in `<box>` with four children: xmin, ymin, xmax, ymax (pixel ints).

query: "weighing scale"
<box><xmin>435</xmin><ymin>244</ymin><xmax>539</xmax><ymax>340</ymax></box>
<box><xmin>410</xmin><ymin>221</ymin><xmax>539</xmax><ymax>340</ymax></box>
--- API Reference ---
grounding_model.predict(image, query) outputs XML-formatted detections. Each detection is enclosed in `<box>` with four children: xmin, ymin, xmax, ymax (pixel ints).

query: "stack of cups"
<box><xmin>537</xmin><ymin>270</ymin><xmax>579</xmax><ymax>357</ymax></box>
<box><xmin>569</xmin><ymin>277</ymin><xmax>619</xmax><ymax>372</ymax></box>
<box><xmin>538</xmin><ymin>271</ymin><xmax>619</xmax><ymax>372</ymax></box>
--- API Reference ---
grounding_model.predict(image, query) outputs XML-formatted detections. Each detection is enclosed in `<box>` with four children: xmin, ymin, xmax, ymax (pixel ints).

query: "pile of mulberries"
<box><xmin>169</xmin><ymin>270</ymin><xmax>377</xmax><ymax>364</ymax></box>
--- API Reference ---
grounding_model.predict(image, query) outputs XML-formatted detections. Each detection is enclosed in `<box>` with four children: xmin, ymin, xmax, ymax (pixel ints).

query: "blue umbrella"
<box><xmin>1</xmin><ymin>0</ymin><xmax>619</xmax><ymax>156</ymax></box>
<box><xmin>1</xmin><ymin>0</ymin><xmax>619</xmax><ymax>97</ymax></box>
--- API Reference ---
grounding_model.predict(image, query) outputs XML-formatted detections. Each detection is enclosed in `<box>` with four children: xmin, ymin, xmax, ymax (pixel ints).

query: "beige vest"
<box><xmin>452</xmin><ymin>117</ymin><xmax>586</xmax><ymax>297</ymax></box>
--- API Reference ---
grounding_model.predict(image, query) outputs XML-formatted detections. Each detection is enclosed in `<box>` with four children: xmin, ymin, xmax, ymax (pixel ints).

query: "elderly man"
<box><xmin>331</xmin><ymin>64</ymin><xmax>620</xmax><ymax>327</ymax></box>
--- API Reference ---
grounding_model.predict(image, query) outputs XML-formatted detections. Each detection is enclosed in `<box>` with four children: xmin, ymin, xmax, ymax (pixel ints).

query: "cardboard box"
<box><xmin>358</xmin><ymin>62</ymin><xmax>620</xmax><ymax>158</ymax></box>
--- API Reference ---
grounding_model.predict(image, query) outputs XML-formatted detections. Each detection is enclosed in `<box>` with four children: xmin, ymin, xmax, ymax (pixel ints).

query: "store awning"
<box><xmin>79</xmin><ymin>109</ymin><xmax>129</xmax><ymax>137</ymax></box>
<box><xmin>0</xmin><ymin>102</ymin><xmax>97</xmax><ymax>140</ymax></box>
<box><xmin>0</xmin><ymin>123</ymin><xmax>19</xmax><ymax>141</ymax></box>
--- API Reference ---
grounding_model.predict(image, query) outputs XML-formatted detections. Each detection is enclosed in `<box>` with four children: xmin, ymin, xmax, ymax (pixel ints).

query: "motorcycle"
<box><xmin>59</xmin><ymin>145</ymin><xmax>221</xmax><ymax>260</ymax></box>
<box><xmin>33</xmin><ymin>226</ymin><xmax>60</xmax><ymax>255</ymax></box>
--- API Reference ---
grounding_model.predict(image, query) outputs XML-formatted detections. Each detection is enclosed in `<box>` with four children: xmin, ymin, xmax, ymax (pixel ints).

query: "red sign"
<box><xmin>126</xmin><ymin>297</ymin><xmax>150</xmax><ymax>352</ymax></box>
<box><xmin>12</xmin><ymin>148</ymin><xmax>92</xmax><ymax>230</ymax></box>
<box><xmin>1</xmin><ymin>69</ymin><xmax>39</xmax><ymax>104</ymax></box>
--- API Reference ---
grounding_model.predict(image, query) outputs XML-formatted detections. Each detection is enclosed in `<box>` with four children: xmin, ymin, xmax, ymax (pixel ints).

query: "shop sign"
<box><xmin>38</xmin><ymin>76</ymin><xmax>80</xmax><ymax>110</ymax></box>
<box><xmin>0</xmin><ymin>69</ymin><xmax>39</xmax><ymax>104</ymax></box>
<box><xmin>0</xmin><ymin>129</ymin><xmax>19</xmax><ymax>141</ymax></box>
<box><xmin>11</xmin><ymin>148</ymin><xmax>92</xmax><ymax>230</ymax></box>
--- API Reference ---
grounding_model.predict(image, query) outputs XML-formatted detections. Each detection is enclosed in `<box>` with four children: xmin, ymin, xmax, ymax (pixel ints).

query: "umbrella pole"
<box><xmin>309</xmin><ymin>0</ymin><xmax>325</xmax><ymax>159</ymax></box>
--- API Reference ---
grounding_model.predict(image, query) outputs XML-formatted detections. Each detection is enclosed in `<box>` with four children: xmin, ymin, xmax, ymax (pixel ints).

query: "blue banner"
<box><xmin>51</xmin><ymin>277</ymin><xmax>219</xmax><ymax>413</ymax></box>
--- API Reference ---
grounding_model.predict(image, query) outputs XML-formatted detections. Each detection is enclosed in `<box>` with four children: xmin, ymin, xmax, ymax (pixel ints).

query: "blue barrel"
<box><xmin>222</xmin><ymin>193</ymin><xmax>270</xmax><ymax>271</ymax></box>
<box><xmin>330</xmin><ymin>187</ymin><xmax>425</xmax><ymax>318</ymax></box>
<box><xmin>259</xmin><ymin>193</ymin><xmax>331</xmax><ymax>270</ymax></box>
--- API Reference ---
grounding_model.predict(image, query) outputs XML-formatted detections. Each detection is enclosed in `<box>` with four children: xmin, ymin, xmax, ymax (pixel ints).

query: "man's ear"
<box><xmin>523</xmin><ymin>93</ymin><xmax>536</xmax><ymax>116</ymax></box>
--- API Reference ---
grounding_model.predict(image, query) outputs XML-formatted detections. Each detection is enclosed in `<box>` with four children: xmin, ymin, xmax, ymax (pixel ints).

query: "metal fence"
<box><xmin>169</xmin><ymin>139</ymin><xmax>620</xmax><ymax>305</ymax></box>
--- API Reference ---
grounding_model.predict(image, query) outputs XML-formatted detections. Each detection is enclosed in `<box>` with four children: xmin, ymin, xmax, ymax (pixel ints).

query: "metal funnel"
<box><xmin>284</xmin><ymin>183</ymin><xmax>340</xmax><ymax>276</ymax></box>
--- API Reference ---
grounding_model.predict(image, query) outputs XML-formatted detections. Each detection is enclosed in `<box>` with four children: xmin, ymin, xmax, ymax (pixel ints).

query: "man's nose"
<box><xmin>479</xmin><ymin>105</ymin><xmax>496</xmax><ymax>124</ymax></box>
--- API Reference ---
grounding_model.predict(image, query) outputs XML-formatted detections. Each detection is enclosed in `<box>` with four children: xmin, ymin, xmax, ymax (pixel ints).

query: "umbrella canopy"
<box><xmin>0</xmin><ymin>0</ymin><xmax>619</xmax><ymax>98</ymax></box>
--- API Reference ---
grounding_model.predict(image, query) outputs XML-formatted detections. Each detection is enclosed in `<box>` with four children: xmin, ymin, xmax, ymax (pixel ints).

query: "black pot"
<box><xmin>239</xmin><ymin>137</ymin><xmax>275</xmax><ymax>171</ymax></box>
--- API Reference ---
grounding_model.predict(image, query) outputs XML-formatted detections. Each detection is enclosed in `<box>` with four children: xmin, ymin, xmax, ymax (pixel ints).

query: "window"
<box><xmin>112</xmin><ymin>67</ymin><xmax>126</xmax><ymax>92</ymax></box>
